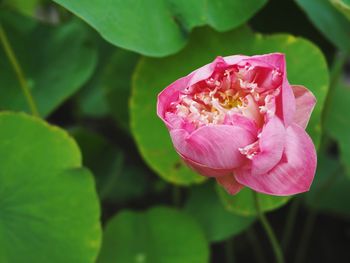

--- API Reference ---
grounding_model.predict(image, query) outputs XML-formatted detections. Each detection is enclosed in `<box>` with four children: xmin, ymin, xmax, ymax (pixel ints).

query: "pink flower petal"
<box><xmin>223</xmin><ymin>55</ymin><xmax>249</xmax><ymax>65</ymax></box>
<box><xmin>180</xmin><ymin>153</ymin><xmax>233</xmax><ymax>177</ymax></box>
<box><xmin>251</xmin><ymin>117</ymin><xmax>286</xmax><ymax>175</ymax></box>
<box><xmin>241</xmin><ymin>94</ymin><xmax>263</xmax><ymax>127</ymax></box>
<box><xmin>188</xmin><ymin>55</ymin><xmax>249</xmax><ymax>86</ymax></box>
<box><xmin>188</xmin><ymin>56</ymin><xmax>228</xmax><ymax>86</ymax></box>
<box><xmin>216</xmin><ymin>174</ymin><xmax>244</xmax><ymax>195</ymax></box>
<box><xmin>279</xmin><ymin>80</ymin><xmax>296</xmax><ymax>126</ymax></box>
<box><xmin>239</xmin><ymin>53</ymin><xmax>295</xmax><ymax>126</ymax></box>
<box><xmin>292</xmin><ymin>85</ymin><xmax>317</xmax><ymax>129</ymax></box>
<box><xmin>255</xmin><ymin>53</ymin><xmax>296</xmax><ymax>127</ymax></box>
<box><xmin>157</xmin><ymin>73</ymin><xmax>194</xmax><ymax>128</ymax></box>
<box><xmin>235</xmin><ymin>124</ymin><xmax>316</xmax><ymax>196</ymax></box>
<box><xmin>223</xmin><ymin>114</ymin><xmax>259</xmax><ymax>136</ymax></box>
<box><xmin>251</xmin><ymin>53</ymin><xmax>286</xmax><ymax>70</ymax></box>
<box><xmin>170</xmin><ymin>125</ymin><xmax>256</xmax><ymax>172</ymax></box>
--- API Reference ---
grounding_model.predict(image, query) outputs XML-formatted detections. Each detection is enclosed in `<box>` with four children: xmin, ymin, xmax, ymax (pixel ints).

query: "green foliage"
<box><xmin>72</xmin><ymin>128</ymin><xmax>124</xmax><ymax>200</ymax></box>
<box><xmin>105</xmin><ymin>50</ymin><xmax>140</xmax><ymax>131</ymax></box>
<box><xmin>52</xmin><ymin>0</ymin><xmax>267</xmax><ymax>57</ymax></box>
<box><xmin>77</xmin><ymin>42</ymin><xmax>139</xmax><ymax>132</ymax></box>
<box><xmin>72</xmin><ymin>127</ymin><xmax>149</xmax><ymax>203</ymax></box>
<box><xmin>325</xmin><ymin>81</ymin><xmax>350</xmax><ymax>177</ymax></box>
<box><xmin>0</xmin><ymin>112</ymin><xmax>101</xmax><ymax>262</ymax></box>
<box><xmin>76</xmin><ymin>39</ymin><xmax>114</xmax><ymax>118</ymax></box>
<box><xmin>217</xmin><ymin>185</ymin><xmax>291</xmax><ymax>216</ymax></box>
<box><xmin>296</xmin><ymin>0</ymin><xmax>350</xmax><ymax>52</ymax></box>
<box><xmin>131</xmin><ymin>26</ymin><xmax>328</xmax><ymax>186</ymax></box>
<box><xmin>331</xmin><ymin>0</ymin><xmax>350</xmax><ymax>20</ymax></box>
<box><xmin>0</xmin><ymin>11</ymin><xmax>97</xmax><ymax>117</ymax></box>
<box><xmin>97</xmin><ymin>206</ymin><xmax>209</xmax><ymax>263</ymax></box>
<box><xmin>185</xmin><ymin>182</ymin><xmax>255</xmax><ymax>242</ymax></box>
<box><xmin>305</xmin><ymin>153</ymin><xmax>350</xmax><ymax>217</ymax></box>
<box><xmin>2</xmin><ymin>0</ymin><xmax>40</xmax><ymax>16</ymax></box>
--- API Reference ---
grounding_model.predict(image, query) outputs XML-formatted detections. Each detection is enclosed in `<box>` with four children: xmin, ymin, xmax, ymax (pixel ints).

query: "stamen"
<box><xmin>239</xmin><ymin>141</ymin><xmax>259</xmax><ymax>159</ymax></box>
<box><xmin>168</xmin><ymin>64</ymin><xmax>282</xmax><ymax>128</ymax></box>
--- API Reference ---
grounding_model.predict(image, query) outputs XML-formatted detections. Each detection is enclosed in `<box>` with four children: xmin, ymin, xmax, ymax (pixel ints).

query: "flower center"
<box><xmin>167</xmin><ymin>63</ymin><xmax>282</xmax><ymax>128</ymax></box>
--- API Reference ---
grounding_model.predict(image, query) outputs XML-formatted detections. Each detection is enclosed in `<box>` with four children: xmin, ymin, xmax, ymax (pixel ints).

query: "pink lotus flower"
<box><xmin>157</xmin><ymin>53</ymin><xmax>317</xmax><ymax>196</ymax></box>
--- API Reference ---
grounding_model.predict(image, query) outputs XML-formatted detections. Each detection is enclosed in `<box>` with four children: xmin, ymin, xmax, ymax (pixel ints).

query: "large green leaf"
<box><xmin>331</xmin><ymin>0</ymin><xmax>350</xmax><ymax>20</ymax></box>
<box><xmin>97</xmin><ymin>206</ymin><xmax>209</xmax><ymax>263</ymax></box>
<box><xmin>324</xmin><ymin>81</ymin><xmax>350</xmax><ymax>178</ymax></box>
<box><xmin>52</xmin><ymin>0</ymin><xmax>267</xmax><ymax>57</ymax></box>
<box><xmin>131</xmin><ymin>26</ymin><xmax>328</xmax><ymax>186</ymax></box>
<box><xmin>295</xmin><ymin>0</ymin><xmax>350</xmax><ymax>52</ymax></box>
<box><xmin>185</xmin><ymin>182</ymin><xmax>255</xmax><ymax>242</ymax></box>
<box><xmin>216</xmin><ymin>185</ymin><xmax>291</xmax><ymax>216</ymax></box>
<box><xmin>0</xmin><ymin>112</ymin><xmax>101</xmax><ymax>262</ymax></box>
<box><xmin>0</xmin><ymin>11</ymin><xmax>97</xmax><ymax>117</ymax></box>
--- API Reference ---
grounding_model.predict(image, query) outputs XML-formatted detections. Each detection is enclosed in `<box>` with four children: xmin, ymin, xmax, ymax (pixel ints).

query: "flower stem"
<box><xmin>0</xmin><ymin>24</ymin><xmax>40</xmax><ymax>117</ymax></box>
<box><xmin>253</xmin><ymin>191</ymin><xmax>284</xmax><ymax>263</ymax></box>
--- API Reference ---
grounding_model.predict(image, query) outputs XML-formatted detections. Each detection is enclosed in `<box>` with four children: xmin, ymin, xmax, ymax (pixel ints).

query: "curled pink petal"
<box><xmin>223</xmin><ymin>114</ymin><xmax>258</xmax><ymax>136</ymax></box>
<box><xmin>241</xmin><ymin>94</ymin><xmax>263</xmax><ymax>126</ymax></box>
<box><xmin>250</xmin><ymin>117</ymin><xmax>286</xmax><ymax>175</ymax></box>
<box><xmin>223</xmin><ymin>54</ymin><xmax>249</xmax><ymax>65</ymax></box>
<box><xmin>235</xmin><ymin>124</ymin><xmax>317</xmax><ymax>196</ymax></box>
<box><xmin>292</xmin><ymin>85</ymin><xmax>317</xmax><ymax>129</ymax></box>
<box><xmin>188</xmin><ymin>55</ymin><xmax>249</xmax><ymax>86</ymax></box>
<box><xmin>180</xmin><ymin>153</ymin><xmax>233</xmax><ymax>177</ymax></box>
<box><xmin>252</xmin><ymin>53</ymin><xmax>296</xmax><ymax>126</ymax></box>
<box><xmin>250</xmin><ymin>53</ymin><xmax>286</xmax><ymax>70</ymax></box>
<box><xmin>157</xmin><ymin>73</ymin><xmax>194</xmax><ymax>129</ymax></box>
<box><xmin>279</xmin><ymin>80</ymin><xmax>296</xmax><ymax>126</ymax></box>
<box><xmin>170</xmin><ymin>125</ymin><xmax>256</xmax><ymax>172</ymax></box>
<box><xmin>216</xmin><ymin>174</ymin><xmax>244</xmax><ymax>195</ymax></box>
<box><xmin>188</xmin><ymin>56</ymin><xmax>228</xmax><ymax>86</ymax></box>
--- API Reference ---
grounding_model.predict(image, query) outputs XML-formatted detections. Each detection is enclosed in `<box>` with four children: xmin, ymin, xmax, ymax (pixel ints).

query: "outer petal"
<box><xmin>251</xmin><ymin>53</ymin><xmax>286</xmax><ymax>71</ymax></box>
<box><xmin>255</xmin><ymin>53</ymin><xmax>296</xmax><ymax>127</ymax></box>
<box><xmin>224</xmin><ymin>114</ymin><xmax>259</xmax><ymax>135</ymax></box>
<box><xmin>251</xmin><ymin>117</ymin><xmax>286</xmax><ymax>175</ymax></box>
<box><xmin>216</xmin><ymin>174</ymin><xmax>244</xmax><ymax>195</ymax></box>
<box><xmin>235</xmin><ymin>124</ymin><xmax>317</xmax><ymax>196</ymax></box>
<box><xmin>188</xmin><ymin>55</ymin><xmax>247</xmax><ymax>86</ymax></box>
<box><xmin>292</xmin><ymin>85</ymin><xmax>317</xmax><ymax>129</ymax></box>
<box><xmin>274</xmin><ymin>80</ymin><xmax>296</xmax><ymax>127</ymax></box>
<box><xmin>180</xmin><ymin>153</ymin><xmax>233</xmax><ymax>177</ymax></box>
<box><xmin>157</xmin><ymin>74</ymin><xmax>194</xmax><ymax>129</ymax></box>
<box><xmin>188</xmin><ymin>56</ymin><xmax>228</xmax><ymax>86</ymax></box>
<box><xmin>170</xmin><ymin>125</ymin><xmax>256</xmax><ymax>172</ymax></box>
<box><xmin>223</xmin><ymin>55</ymin><xmax>249</xmax><ymax>65</ymax></box>
<box><xmin>241</xmin><ymin>53</ymin><xmax>296</xmax><ymax>126</ymax></box>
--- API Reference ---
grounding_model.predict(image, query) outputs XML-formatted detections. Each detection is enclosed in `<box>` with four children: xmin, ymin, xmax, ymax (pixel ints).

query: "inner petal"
<box><xmin>166</xmin><ymin>62</ymin><xmax>282</xmax><ymax>129</ymax></box>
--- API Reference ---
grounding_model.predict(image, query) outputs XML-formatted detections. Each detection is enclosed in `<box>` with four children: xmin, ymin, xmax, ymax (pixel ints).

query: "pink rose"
<box><xmin>157</xmin><ymin>53</ymin><xmax>317</xmax><ymax>196</ymax></box>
